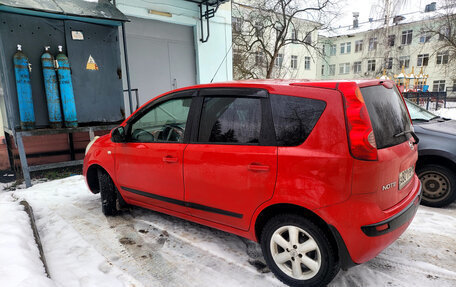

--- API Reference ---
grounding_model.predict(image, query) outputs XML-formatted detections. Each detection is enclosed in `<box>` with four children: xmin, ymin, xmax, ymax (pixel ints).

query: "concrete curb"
<box><xmin>19</xmin><ymin>200</ymin><xmax>51</xmax><ymax>278</ymax></box>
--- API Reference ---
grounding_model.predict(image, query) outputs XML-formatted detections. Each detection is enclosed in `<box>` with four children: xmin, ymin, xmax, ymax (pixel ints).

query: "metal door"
<box><xmin>121</xmin><ymin>17</ymin><xmax>196</xmax><ymax>113</ymax></box>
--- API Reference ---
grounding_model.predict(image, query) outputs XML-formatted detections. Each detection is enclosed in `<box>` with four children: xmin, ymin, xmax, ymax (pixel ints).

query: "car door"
<box><xmin>183</xmin><ymin>88</ymin><xmax>278</xmax><ymax>231</ymax></box>
<box><xmin>115</xmin><ymin>91</ymin><xmax>195</xmax><ymax>213</ymax></box>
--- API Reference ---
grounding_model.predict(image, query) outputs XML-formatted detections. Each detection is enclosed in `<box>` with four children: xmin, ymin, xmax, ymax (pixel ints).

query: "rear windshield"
<box><xmin>361</xmin><ymin>85</ymin><xmax>412</xmax><ymax>149</ymax></box>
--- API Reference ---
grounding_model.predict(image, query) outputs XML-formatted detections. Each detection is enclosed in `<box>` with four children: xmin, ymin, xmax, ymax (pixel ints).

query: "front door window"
<box><xmin>130</xmin><ymin>98</ymin><xmax>192</xmax><ymax>143</ymax></box>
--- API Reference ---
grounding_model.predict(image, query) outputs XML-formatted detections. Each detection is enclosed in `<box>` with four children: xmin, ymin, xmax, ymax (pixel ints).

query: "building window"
<box><xmin>340</xmin><ymin>42</ymin><xmax>351</xmax><ymax>54</ymax></box>
<box><xmin>304</xmin><ymin>57</ymin><xmax>311</xmax><ymax>70</ymax></box>
<box><xmin>255</xmin><ymin>22</ymin><xmax>263</xmax><ymax>37</ymax></box>
<box><xmin>276</xmin><ymin>29</ymin><xmax>282</xmax><ymax>40</ymax></box>
<box><xmin>275</xmin><ymin>53</ymin><xmax>283</xmax><ymax>67</ymax></box>
<box><xmin>386</xmin><ymin>57</ymin><xmax>393</xmax><ymax>69</ymax></box>
<box><xmin>233</xmin><ymin>49</ymin><xmax>241</xmax><ymax>64</ymax></box>
<box><xmin>329</xmin><ymin>64</ymin><xmax>335</xmax><ymax>76</ymax></box>
<box><xmin>433</xmin><ymin>80</ymin><xmax>445</xmax><ymax>92</ymax></box>
<box><xmin>419</xmin><ymin>33</ymin><xmax>431</xmax><ymax>43</ymax></box>
<box><xmin>321</xmin><ymin>65</ymin><xmax>325</xmax><ymax>75</ymax></box>
<box><xmin>399</xmin><ymin>56</ymin><xmax>410</xmax><ymax>68</ymax></box>
<box><xmin>436</xmin><ymin>51</ymin><xmax>449</xmax><ymax>64</ymax></box>
<box><xmin>417</xmin><ymin>54</ymin><xmax>429</xmax><ymax>66</ymax></box>
<box><xmin>291</xmin><ymin>29</ymin><xmax>298</xmax><ymax>43</ymax></box>
<box><xmin>388</xmin><ymin>35</ymin><xmax>395</xmax><ymax>47</ymax></box>
<box><xmin>329</xmin><ymin>44</ymin><xmax>336</xmax><ymax>56</ymax></box>
<box><xmin>353</xmin><ymin>61</ymin><xmax>361</xmax><ymax>73</ymax></box>
<box><xmin>304</xmin><ymin>33</ymin><xmax>312</xmax><ymax>44</ymax></box>
<box><xmin>367</xmin><ymin>59</ymin><xmax>376</xmax><ymax>72</ymax></box>
<box><xmin>401</xmin><ymin>30</ymin><xmax>413</xmax><ymax>45</ymax></box>
<box><xmin>255</xmin><ymin>52</ymin><xmax>264</xmax><ymax>66</ymax></box>
<box><xmin>339</xmin><ymin>63</ymin><xmax>350</xmax><ymax>74</ymax></box>
<box><xmin>232</xmin><ymin>17</ymin><xmax>242</xmax><ymax>33</ymax></box>
<box><xmin>291</xmin><ymin>55</ymin><xmax>298</xmax><ymax>69</ymax></box>
<box><xmin>439</xmin><ymin>27</ymin><xmax>450</xmax><ymax>41</ymax></box>
<box><xmin>355</xmin><ymin>40</ymin><xmax>363</xmax><ymax>52</ymax></box>
<box><xmin>368</xmin><ymin>37</ymin><xmax>378</xmax><ymax>50</ymax></box>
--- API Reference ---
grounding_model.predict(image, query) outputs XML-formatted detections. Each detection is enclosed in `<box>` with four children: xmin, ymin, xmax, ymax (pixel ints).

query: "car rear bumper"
<box><xmin>317</xmin><ymin>175</ymin><xmax>422</xmax><ymax>266</ymax></box>
<box><xmin>361</xmin><ymin>187</ymin><xmax>421</xmax><ymax>237</ymax></box>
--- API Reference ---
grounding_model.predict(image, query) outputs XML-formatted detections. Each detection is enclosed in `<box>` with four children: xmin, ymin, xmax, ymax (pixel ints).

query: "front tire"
<box><xmin>417</xmin><ymin>164</ymin><xmax>456</xmax><ymax>207</ymax></box>
<box><xmin>97</xmin><ymin>169</ymin><xmax>118</xmax><ymax>216</ymax></box>
<box><xmin>260</xmin><ymin>214</ymin><xmax>339</xmax><ymax>287</ymax></box>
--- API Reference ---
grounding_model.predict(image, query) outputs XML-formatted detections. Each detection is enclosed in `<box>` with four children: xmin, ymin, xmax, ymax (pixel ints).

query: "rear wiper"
<box><xmin>394</xmin><ymin>129</ymin><xmax>419</xmax><ymax>145</ymax></box>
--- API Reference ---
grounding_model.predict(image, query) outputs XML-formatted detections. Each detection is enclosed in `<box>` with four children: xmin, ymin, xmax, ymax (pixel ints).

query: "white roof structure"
<box><xmin>321</xmin><ymin>5</ymin><xmax>454</xmax><ymax>38</ymax></box>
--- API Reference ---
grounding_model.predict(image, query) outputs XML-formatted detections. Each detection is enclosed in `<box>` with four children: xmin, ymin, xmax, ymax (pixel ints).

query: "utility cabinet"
<box><xmin>0</xmin><ymin>12</ymin><xmax>125</xmax><ymax>130</ymax></box>
<box><xmin>0</xmin><ymin>0</ymin><xmax>128</xmax><ymax>187</ymax></box>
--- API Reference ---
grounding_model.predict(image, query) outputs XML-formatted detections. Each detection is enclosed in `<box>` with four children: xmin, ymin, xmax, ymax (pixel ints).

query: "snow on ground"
<box><xmin>2</xmin><ymin>176</ymin><xmax>456</xmax><ymax>287</ymax></box>
<box><xmin>0</xmin><ymin>193</ymin><xmax>54</xmax><ymax>287</ymax></box>
<box><xmin>433</xmin><ymin>107</ymin><xmax>456</xmax><ymax>120</ymax></box>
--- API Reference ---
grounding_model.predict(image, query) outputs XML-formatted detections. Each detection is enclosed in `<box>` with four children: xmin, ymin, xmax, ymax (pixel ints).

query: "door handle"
<box><xmin>163</xmin><ymin>155</ymin><xmax>178</xmax><ymax>163</ymax></box>
<box><xmin>248</xmin><ymin>162</ymin><xmax>270</xmax><ymax>172</ymax></box>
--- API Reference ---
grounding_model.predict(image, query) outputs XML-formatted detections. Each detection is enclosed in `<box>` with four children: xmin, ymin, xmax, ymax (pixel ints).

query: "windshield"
<box><xmin>361</xmin><ymin>85</ymin><xmax>412</xmax><ymax>149</ymax></box>
<box><xmin>404</xmin><ymin>99</ymin><xmax>437</xmax><ymax>121</ymax></box>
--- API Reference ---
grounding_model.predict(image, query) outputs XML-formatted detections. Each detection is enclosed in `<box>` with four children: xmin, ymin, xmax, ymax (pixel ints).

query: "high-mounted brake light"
<box><xmin>339</xmin><ymin>83</ymin><xmax>378</xmax><ymax>161</ymax></box>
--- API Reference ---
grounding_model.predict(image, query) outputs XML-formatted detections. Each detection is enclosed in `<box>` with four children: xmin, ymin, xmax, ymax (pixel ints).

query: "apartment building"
<box><xmin>231</xmin><ymin>1</ymin><xmax>454</xmax><ymax>94</ymax></box>
<box><xmin>318</xmin><ymin>3</ymin><xmax>455</xmax><ymax>93</ymax></box>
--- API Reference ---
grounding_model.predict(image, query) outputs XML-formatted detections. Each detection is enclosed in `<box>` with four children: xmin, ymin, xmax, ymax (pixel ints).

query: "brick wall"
<box><xmin>6</xmin><ymin>130</ymin><xmax>110</xmax><ymax>172</ymax></box>
<box><xmin>0</xmin><ymin>136</ymin><xmax>9</xmax><ymax>170</ymax></box>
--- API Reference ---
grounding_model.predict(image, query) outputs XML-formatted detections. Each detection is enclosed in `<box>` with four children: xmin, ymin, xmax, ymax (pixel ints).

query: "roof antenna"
<box><xmin>210</xmin><ymin>40</ymin><xmax>234</xmax><ymax>83</ymax></box>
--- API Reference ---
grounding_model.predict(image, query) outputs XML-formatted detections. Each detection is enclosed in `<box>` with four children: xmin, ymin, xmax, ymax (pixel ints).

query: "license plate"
<box><xmin>399</xmin><ymin>166</ymin><xmax>414</xmax><ymax>190</ymax></box>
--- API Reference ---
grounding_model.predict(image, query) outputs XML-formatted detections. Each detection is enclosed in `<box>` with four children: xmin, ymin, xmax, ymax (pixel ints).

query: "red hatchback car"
<box><xmin>84</xmin><ymin>80</ymin><xmax>422</xmax><ymax>287</ymax></box>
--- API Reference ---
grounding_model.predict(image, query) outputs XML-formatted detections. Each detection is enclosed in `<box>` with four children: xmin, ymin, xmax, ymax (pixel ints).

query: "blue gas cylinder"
<box><xmin>56</xmin><ymin>45</ymin><xmax>77</xmax><ymax>128</ymax></box>
<box><xmin>13</xmin><ymin>44</ymin><xmax>35</xmax><ymax>130</ymax></box>
<box><xmin>41</xmin><ymin>46</ymin><xmax>62</xmax><ymax>128</ymax></box>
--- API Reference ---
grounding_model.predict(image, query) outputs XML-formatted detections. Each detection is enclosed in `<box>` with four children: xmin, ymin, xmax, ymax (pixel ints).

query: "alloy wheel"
<box><xmin>270</xmin><ymin>225</ymin><xmax>322</xmax><ymax>280</ymax></box>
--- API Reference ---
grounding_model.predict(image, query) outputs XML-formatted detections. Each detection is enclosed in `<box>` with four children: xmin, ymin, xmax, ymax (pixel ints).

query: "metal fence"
<box><xmin>446</xmin><ymin>86</ymin><xmax>456</xmax><ymax>99</ymax></box>
<box><xmin>402</xmin><ymin>92</ymin><xmax>447</xmax><ymax>110</ymax></box>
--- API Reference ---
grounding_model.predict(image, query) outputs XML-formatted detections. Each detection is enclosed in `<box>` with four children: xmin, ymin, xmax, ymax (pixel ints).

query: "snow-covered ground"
<box><xmin>1</xmin><ymin>176</ymin><xmax>456</xmax><ymax>287</ymax></box>
<box><xmin>0</xmin><ymin>193</ymin><xmax>53</xmax><ymax>287</ymax></box>
<box><xmin>433</xmin><ymin>107</ymin><xmax>456</xmax><ymax>120</ymax></box>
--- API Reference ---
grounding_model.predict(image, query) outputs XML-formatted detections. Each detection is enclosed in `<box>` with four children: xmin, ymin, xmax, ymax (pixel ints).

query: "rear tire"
<box><xmin>260</xmin><ymin>214</ymin><xmax>339</xmax><ymax>287</ymax></box>
<box><xmin>97</xmin><ymin>169</ymin><xmax>118</xmax><ymax>216</ymax></box>
<box><xmin>417</xmin><ymin>164</ymin><xmax>456</xmax><ymax>207</ymax></box>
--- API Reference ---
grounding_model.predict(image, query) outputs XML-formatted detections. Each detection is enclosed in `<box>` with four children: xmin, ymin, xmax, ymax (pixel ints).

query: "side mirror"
<box><xmin>111</xmin><ymin>126</ymin><xmax>126</xmax><ymax>143</ymax></box>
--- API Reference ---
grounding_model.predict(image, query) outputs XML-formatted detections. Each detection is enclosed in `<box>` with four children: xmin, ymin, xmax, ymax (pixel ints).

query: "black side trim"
<box><xmin>121</xmin><ymin>186</ymin><xmax>243</xmax><ymax>219</ymax></box>
<box><xmin>361</xmin><ymin>184</ymin><xmax>422</xmax><ymax>237</ymax></box>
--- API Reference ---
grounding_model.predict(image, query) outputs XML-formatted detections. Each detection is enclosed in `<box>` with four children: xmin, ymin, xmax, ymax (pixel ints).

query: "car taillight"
<box><xmin>339</xmin><ymin>82</ymin><xmax>378</xmax><ymax>161</ymax></box>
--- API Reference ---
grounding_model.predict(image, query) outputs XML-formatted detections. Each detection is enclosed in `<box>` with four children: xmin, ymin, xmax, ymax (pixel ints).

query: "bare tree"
<box><xmin>232</xmin><ymin>0</ymin><xmax>338</xmax><ymax>79</ymax></box>
<box><xmin>422</xmin><ymin>0</ymin><xmax>456</xmax><ymax>78</ymax></box>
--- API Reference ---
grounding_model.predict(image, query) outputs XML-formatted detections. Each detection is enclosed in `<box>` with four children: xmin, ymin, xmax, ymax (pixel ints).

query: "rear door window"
<box><xmin>198</xmin><ymin>97</ymin><xmax>262</xmax><ymax>144</ymax></box>
<box><xmin>361</xmin><ymin>85</ymin><xmax>412</xmax><ymax>149</ymax></box>
<box><xmin>270</xmin><ymin>94</ymin><xmax>326</xmax><ymax>146</ymax></box>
